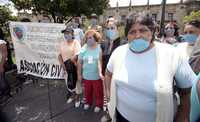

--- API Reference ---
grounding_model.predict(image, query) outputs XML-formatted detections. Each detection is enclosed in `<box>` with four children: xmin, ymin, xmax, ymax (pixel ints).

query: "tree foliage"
<box><xmin>11</xmin><ymin>0</ymin><xmax>109</xmax><ymax>23</ymax></box>
<box><xmin>183</xmin><ymin>10</ymin><xmax>200</xmax><ymax>23</ymax></box>
<box><xmin>0</xmin><ymin>6</ymin><xmax>17</xmax><ymax>27</ymax></box>
<box><xmin>0</xmin><ymin>5</ymin><xmax>17</xmax><ymax>39</ymax></box>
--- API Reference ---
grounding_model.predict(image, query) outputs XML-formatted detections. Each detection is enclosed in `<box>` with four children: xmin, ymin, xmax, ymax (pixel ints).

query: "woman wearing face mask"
<box><xmin>104</xmin><ymin>13</ymin><xmax>197</xmax><ymax>122</ymax></box>
<box><xmin>58</xmin><ymin>26</ymin><xmax>82</xmax><ymax>108</ymax></box>
<box><xmin>88</xmin><ymin>13</ymin><xmax>103</xmax><ymax>36</ymax></box>
<box><xmin>77</xmin><ymin>29</ymin><xmax>104</xmax><ymax>113</ymax></box>
<box><xmin>71</xmin><ymin>17</ymin><xmax>85</xmax><ymax>46</ymax></box>
<box><xmin>162</xmin><ymin>22</ymin><xmax>179</xmax><ymax>45</ymax></box>
<box><xmin>189</xmin><ymin>37</ymin><xmax>200</xmax><ymax>74</ymax></box>
<box><xmin>101</xmin><ymin>18</ymin><xmax>122</xmax><ymax>74</ymax></box>
<box><xmin>177</xmin><ymin>20</ymin><xmax>200</xmax><ymax>61</ymax></box>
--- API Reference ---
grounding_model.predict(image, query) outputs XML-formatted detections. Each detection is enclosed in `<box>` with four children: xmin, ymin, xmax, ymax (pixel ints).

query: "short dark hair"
<box><xmin>125</xmin><ymin>13</ymin><xmax>156</xmax><ymax>40</ymax></box>
<box><xmin>187</xmin><ymin>20</ymin><xmax>200</xmax><ymax>29</ymax></box>
<box><xmin>126</xmin><ymin>13</ymin><xmax>156</xmax><ymax>33</ymax></box>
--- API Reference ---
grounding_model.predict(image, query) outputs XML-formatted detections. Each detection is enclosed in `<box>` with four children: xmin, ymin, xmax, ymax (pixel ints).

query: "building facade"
<box><xmin>102</xmin><ymin>0</ymin><xmax>200</xmax><ymax>30</ymax></box>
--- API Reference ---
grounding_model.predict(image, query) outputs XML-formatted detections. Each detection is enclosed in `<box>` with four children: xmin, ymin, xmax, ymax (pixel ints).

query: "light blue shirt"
<box><xmin>190</xmin><ymin>73</ymin><xmax>200</xmax><ymax>122</ymax></box>
<box><xmin>79</xmin><ymin>44</ymin><xmax>101</xmax><ymax>80</ymax></box>
<box><xmin>107</xmin><ymin>44</ymin><xmax>195</xmax><ymax>122</ymax></box>
<box><xmin>74</xmin><ymin>28</ymin><xmax>84</xmax><ymax>44</ymax></box>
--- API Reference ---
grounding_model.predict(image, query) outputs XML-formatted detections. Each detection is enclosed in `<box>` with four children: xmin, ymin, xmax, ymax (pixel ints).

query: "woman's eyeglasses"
<box><xmin>106</xmin><ymin>27</ymin><xmax>115</xmax><ymax>30</ymax></box>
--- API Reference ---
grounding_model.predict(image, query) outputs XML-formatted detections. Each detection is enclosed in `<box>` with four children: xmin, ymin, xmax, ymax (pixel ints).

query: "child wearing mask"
<box><xmin>58</xmin><ymin>26</ymin><xmax>82</xmax><ymax>108</ymax></box>
<box><xmin>77</xmin><ymin>29</ymin><xmax>104</xmax><ymax>113</ymax></box>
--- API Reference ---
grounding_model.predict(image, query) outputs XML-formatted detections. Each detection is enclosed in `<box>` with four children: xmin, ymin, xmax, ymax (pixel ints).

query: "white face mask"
<box><xmin>164</xmin><ymin>28</ymin><xmax>175</xmax><ymax>37</ymax></box>
<box><xmin>91</xmin><ymin>19</ymin><xmax>97</xmax><ymax>26</ymax></box>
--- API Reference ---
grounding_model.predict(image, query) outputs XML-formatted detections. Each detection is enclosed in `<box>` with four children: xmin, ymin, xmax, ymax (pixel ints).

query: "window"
<box><xmin>168</xmin><ymin>13</ymin><xmax>174</xmax><ymax>21</ymax></box>
<box><xmin>121</xmin><ymin>15</ymin><xmax>126</xmax><ymax>24</ymax></box>
<box><xmin>152</xmin><ymin>14</ymin><xmax>157</xmax><ymax>21</ymax></box>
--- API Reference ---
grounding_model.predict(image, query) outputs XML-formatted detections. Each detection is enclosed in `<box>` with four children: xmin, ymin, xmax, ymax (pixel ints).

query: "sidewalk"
<box><xmin>1</xmin><ymin>79</ymin><xmax>105</xmax><ymax>122</ymax></box>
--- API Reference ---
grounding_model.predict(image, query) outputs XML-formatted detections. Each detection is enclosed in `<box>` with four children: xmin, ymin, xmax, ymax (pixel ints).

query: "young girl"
<box><xmin>77</xmin><ymin>29</ymin><xmax>104</xmax><ymax>112</ymax></box>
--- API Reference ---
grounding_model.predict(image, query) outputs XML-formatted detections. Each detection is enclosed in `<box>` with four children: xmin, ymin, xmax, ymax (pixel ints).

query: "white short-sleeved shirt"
<box><xmin>107</xmin><ymin>44</ymin><xmax>196</xmax><ymax>122</ymax></box>
<box><xmin>74</xmin><ymin>28</ymin><xmax>84</xmax><ymax>44</ymax></box>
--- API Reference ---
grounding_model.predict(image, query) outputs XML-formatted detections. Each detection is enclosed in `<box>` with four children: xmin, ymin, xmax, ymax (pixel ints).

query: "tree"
<box><xmin>0</xmin><ymin>5</ymin><xmax>17</xmax><ymax>39</ymax></box>
<box><xmin>183</xmin><ymin>10</ymin><xmax>200</xmax><ymax>23</ymax></box>
<box><xmin>11</xmin><ymin>0</ymin><xmax>109</xmax><ymax>23</ymax></box>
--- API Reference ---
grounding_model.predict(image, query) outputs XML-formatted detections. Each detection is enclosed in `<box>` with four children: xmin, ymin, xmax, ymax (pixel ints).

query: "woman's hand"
<box><xmin>99</xmin><ymin>73</ymin><xmax>105</xmax><ymax>81</ymax></box>
<box><xmin>78</xmin><ymin>75</ymin><xmax>82</xmax><ymax>82</ymax></box>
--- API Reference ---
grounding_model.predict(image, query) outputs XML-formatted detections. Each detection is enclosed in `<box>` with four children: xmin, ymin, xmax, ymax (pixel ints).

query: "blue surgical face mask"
<box><xmin>129</xmin><ymin>38</ymin><xmax>150</xmax><ymax>53</ymax></box>
<box><xmin>182</xmin><ymin>34</ymin><xmax>198</xmax><ymax>44</ymax></box>
<box><xmin>87</xmin><ymin>37</ymin><xmax>96</xmax><ymax>47</ymax></box>
<box><xmin>64</xmin><ymin>34</ymin><xmax>73</xmax><ymax>41</ymax></box>
<box><xmin>106</xmin><ymin>29</ymin><xmax>118</xmax><ymax>40</ymax></box>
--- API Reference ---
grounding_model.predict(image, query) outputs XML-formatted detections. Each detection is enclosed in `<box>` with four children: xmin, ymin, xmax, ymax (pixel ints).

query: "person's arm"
<box><xmin>58</xmin><ymin>54</ymin><xmax>66</xmax><ymax>72</ymax></box>
<box><xmin>175</xmin><ymin>88</ymin><xmax>191</xmax><ymax>122</ymax></box>
<box><xmin>0</xmin><ymin>44</ymin><xmax>7</xmax><ymax>72</ymax></box>
<box><xmin>197</xmin><ymin>79</ymin><xmax>200</xmax><ymax>101</ymax></box>
<box><xmin>71</xmin><ymin>40</ymin><xmax>81</xmax><ymax>64</ymax></box>
<box><xmin>104</xmin><ymin>69</ymin><xmax>112</xmax><ymax>102</ymax></box>
<box><xmin>77</xmin><ymin>58</ymin><xmax>82</xmax><ymax>82</ymax></box>
<box><xmin>174</xmin><ymin>58</ymin><xmax>197</xmax><ymax>122</ymax></box>
<box><xmin>197</xmin><ymin>73</ymin><xmax>200</xmax><ymax>102</ymax></box>
<box><xmin>98</xmin><ymin>50</ymin><xmax>104</xmax><ymax>81</ymax></box>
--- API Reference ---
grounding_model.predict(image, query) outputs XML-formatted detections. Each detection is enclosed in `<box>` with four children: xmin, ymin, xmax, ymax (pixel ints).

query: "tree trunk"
<box><xmin>51</xmin><ymin>12</ymin><xmax>56</xmax><ymax>23</ymax></box>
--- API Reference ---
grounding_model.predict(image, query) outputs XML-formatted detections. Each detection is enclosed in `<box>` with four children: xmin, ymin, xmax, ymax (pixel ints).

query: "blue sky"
<box><xmin>0</xmin><ymin>0</ymin><xmax>10</xmax><ymax>5</ymax></box>
<box><xmin>109</xmin><ymin>0</ymin><xmax>182</xmax><ymax>7</ymax></box>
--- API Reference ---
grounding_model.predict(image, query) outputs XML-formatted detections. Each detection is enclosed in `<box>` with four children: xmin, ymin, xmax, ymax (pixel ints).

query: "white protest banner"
<box><xmin>9</xmin><ymin>22</ymin><xmax>66</xmax><ymax>79</ymax></box>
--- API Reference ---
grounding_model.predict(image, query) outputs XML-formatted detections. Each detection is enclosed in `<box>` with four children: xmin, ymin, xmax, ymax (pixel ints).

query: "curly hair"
<box><xmin>83</xmin><ymin>29</ymin><xmax>102</xmax><ymax>44</ymax></box>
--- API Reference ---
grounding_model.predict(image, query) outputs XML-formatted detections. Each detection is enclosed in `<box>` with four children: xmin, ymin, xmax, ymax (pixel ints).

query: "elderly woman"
<box><xmin>77</xmin><ymin>29</ymin><xmax>104</xmax><ymax>113</ymax></box>
<box><xmin>104</xmin><ymin>13</ymin><xmax>197</xmax><ymax>122</ymax></box>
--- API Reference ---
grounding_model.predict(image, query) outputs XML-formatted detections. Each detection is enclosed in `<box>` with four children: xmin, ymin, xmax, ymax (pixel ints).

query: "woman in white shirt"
<box><xmin>104</xmin><ymin>13</ymin><xmax>197</xmax><ymax>122</ymax></box>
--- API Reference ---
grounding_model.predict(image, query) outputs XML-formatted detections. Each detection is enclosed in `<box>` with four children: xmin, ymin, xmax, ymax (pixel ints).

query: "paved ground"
<box><xmin>1</xmin><ymin>78</ymin><xmax>106</xmax><ymax>122</ymax></box>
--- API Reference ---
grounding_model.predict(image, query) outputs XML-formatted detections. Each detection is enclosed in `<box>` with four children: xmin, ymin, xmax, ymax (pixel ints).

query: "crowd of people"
<box><xmin>58</xmin><ymin>12</ymin><xmax>200</xmax><ymax>122</ymax></box>
<box><xmin>0</xmin><ymin>12</ymin><xmax>200</xmax><ymax>122</ymax></box>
